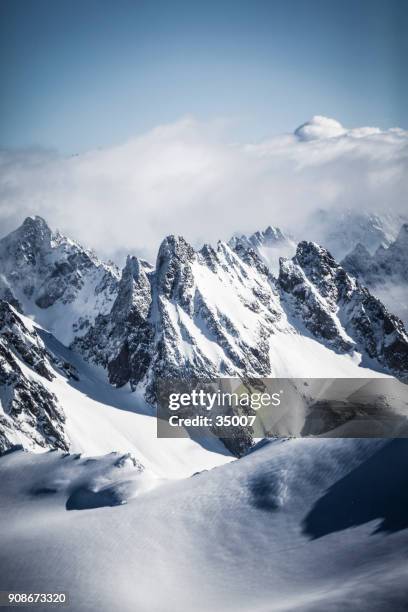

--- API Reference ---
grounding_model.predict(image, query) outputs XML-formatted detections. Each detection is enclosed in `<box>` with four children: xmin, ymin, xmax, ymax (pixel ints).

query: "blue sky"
<box><xmin>0</xmin><ymin>0</ymin><xmax>406</xmax><ymax>152</ymax></box>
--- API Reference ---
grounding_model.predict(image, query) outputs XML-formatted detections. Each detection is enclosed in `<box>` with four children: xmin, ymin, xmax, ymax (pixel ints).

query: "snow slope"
<box><xmin>19</xmin><ymin>329</ymin><xmax>233</xmax><ymax>478</ymax></box>
<box><xmin>1</xmin><ymin>438</ymin><xmax>408</xmax><ymax>612</ymax></box>
<box><xmin>2</xmin><ymin>298</ymin><xmax>392</xmax><ymax>459</ymax></box>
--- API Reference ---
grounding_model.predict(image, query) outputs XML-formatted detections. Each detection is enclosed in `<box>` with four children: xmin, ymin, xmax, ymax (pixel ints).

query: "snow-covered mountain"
<box><xmin>342</xmin><ymin>224</ymin><xmax>408</xmax><ymax>325</ymax></box>
<box><xmin>0</xmin><ymin>215</ymin><xmax>120</xmax><ymax>345</ymax></box>
<box><xmin>75</xmin><ymin>231</ymin><xmax>408</xmax><ymax>402</ymax></box>
<box><xmin>0</xmin><ymin>294</ymin><xmax>231</xmax><ymax>472</ymax></box>
<box><xmin>1</xmin><ymin>216</ymin><xmax>408</xmax><ymax>456</ymax></box>
<box><xmin>229</xmin><ymin>225</ymin><xmax>296</xmax><ymax>275</ymax></box>
<box><xmin>342</xmin><ymin>223</ymin><xmax>408</xmax><ymax>285</ymax></box>
<box><xmin>302</xmin><ymin>208</ymin><xmax>407</xmax><ymax>261</ymax></box>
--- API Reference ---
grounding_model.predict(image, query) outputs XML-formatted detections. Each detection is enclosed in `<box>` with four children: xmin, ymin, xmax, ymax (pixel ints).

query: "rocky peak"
<box><xmin>278</xmin><ymin>249</ymin><xmax>354</xmax><ymax>352</ymax></box>
<box><xmin>230</xmin><ymin>225</ymin><xmax>288</xmax><ymax>250</ymax></box>
<box><xmin>111</xmin><ymin>255</ymin><xmax>152</xmax><ymax>323</ymax></box>
<box><xmin>0</xmin><ymin>215</ymin><xmax>52</xmax><ymax>267</ymax></box>
<box><xmin>229</xmin><ymin>226</ymin><xmax>296</xmax><ymax>277</ymax></box>
<box><xmin>303</xmin><ymin>208</ymin><xmax>408</xmax><ymax>260</ymax></box>
<box><xmin>157</xmin><ymin>235</ymin><xmax>195</xmax><ymax>266</ymax></box>
<box><xmin>251</xmin><ymin>225</ymin><xmax>287</xmax><ymax>246</ymax></box>
<box><xmin>280</xmin><ymin>243</ymin><xmax>408</xmax><ymax>379</ymax></box>
<box><xmin>342</xmin><ymin>222</ymin><xmax>408</xmax><ymax>294</ymax></box>
<box><xmin>341</xmin><ymin>243</ymin><xmax>374</xmax><ymax>280</ymax></box>
<box><xmin>21</xmin><ymin>214</ymin><xmax>51</xmax><ymax>238</ymax></box>
<box><xmin>0</xmin><ymin>218</ymin><xmax>120</xmax><ymax>345</ymax></box>
<box><xmin>293</xmin><ymin>241</ymin><xmax>353</xmax><ymax>305</ymax></box>
<box><xmin>395</xmin><ymin>223</ymin><xmax>408</xmax><ymax>248</ymax></box>
<box><xmin>295</xmin><ymin>240</ymin><xmax>337</xmax><ymax>272</ymax></box>
<box><xmin>156</xmin><ymin>235</ymin><xmax>196</xmax><ymax>303</ymax></box>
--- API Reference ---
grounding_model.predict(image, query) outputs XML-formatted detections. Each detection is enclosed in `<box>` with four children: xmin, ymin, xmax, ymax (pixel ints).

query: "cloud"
<box><xmin>294</xmin><ymin>115</ymin><xmax>346</xmax><ymax>141</ymax></box>
<box><xmin>0</xmin><ymin>116</ymin><xmax>407</xmax><ymax>264</ymax></box>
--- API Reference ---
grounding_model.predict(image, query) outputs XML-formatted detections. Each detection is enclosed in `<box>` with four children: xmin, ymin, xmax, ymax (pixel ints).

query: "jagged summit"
<box><xmin>279</xmin><ymin>241</ymin><xmax>408</xmax><ymax>377</ymax></box>
<box><xmin>157</xmin><ymin>234</ymin><xmax>195</xmax><ymax>267</ymax></box>
<box><xmin>341</xmin><ymin>222</ymin><xmax>408</xmax><ymax>326</ymax></box>
<box><xmin>250</xmin><ymin>225</ymin><xmax>287</xmax><ymax>246</ymax></box>
<box><xmin>22</xmin><ymin>214</ymin><xmax>50</xmax><ymax>230</ymax></box>
<box><xmin>396</xmin><ymin>223</ymin><xmax>408</xmax><ymax>245</ymax></box>
<box><xmin>229</xmin><ymin>225</ymin><xmax>296</xmax><ymax>275</ymax></box>
<box><xmin>123</xmin><ymin>254</ymin><xmax>145</xmax><ymax>278</ymax></box>
<box><xmin>305</xmin><ymin>208</ymin><xmax>407</xmax><ymax>260</ymax></box>
<box><xmin>342</xmin><ymin>222</ymin><xmax>408</xmax><ymax>286</ymax></box>
<box><xmin>1</xmin><ymin>215</ymin><xmax>52</xmax><ymax>257</ymax></box>
<box><xmin>230</xmin><ymin>224</ymin><xmax>288</xmax><ymax>247</ymax></box>
<box><xmin>0</xmin><ymin>216</ymin><xmax>120</xmax><ymax>345</ymax></box>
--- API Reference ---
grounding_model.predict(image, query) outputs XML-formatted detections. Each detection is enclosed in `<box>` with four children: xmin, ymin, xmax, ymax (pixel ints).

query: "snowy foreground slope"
<box><xmin>1</xmin><ymin>439</ymin><xmax>408</xmax><ymax>612</ymax></box>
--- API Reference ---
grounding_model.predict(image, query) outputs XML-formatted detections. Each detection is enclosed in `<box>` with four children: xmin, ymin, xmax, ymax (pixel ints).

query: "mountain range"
<box><xmin>1</xmin><ymin>215</ymin><xmax>408</xmax><ymax>456</ymax></box>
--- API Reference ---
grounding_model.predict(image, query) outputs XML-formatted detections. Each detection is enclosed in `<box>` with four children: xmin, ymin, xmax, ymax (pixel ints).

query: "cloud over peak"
<box><xmin>0</xmin><ymin>116</ymin><xmax>407</xmax><ymax>263</ymax></box>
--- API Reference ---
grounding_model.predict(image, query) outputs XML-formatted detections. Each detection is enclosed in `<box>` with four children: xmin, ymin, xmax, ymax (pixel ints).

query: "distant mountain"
<box><xmin>302</xmin><ymin>209</ymin><xmax>407</xmax><ymax>261</ymax></box>
<box><xmin>342</xmin><ymin>223</ymin><xmax>408</xmax><ymax>325</ymax></box>
<box><xmin>1</xmin><ymin>216</ymin><xmax>408</xmax><ymax>455</ymax></box>
<box><xmin>229</xmin><ymin>225</ymin><xmax>296</xmax><ymax>275</ymax></box>
<box><xmin>342</xmin><ymin>223</ymin><xmax>408</xmax><ymax>285</ymax></box>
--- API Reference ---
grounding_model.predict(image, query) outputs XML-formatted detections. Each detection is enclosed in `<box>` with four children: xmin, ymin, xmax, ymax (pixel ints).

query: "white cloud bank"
<box><xmin>0</xmin><ymin>116</ymin><xmax>407</xmax><ymax>263</ymax></box>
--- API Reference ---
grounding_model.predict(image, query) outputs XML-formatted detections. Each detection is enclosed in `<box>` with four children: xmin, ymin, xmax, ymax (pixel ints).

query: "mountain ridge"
<box><xmin>1</xmin><ymin>216</ymin><xmax>408</xmax><ymax>455</ymax></box>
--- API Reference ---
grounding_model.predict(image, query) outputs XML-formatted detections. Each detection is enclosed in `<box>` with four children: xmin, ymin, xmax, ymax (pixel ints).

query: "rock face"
<box><xmin>1</xmin><ymin>217</ymin><xmax>408</xmax><ymax>456</ymax></box>
<box><xmin>75</xmin><ymin>254</ymin><xmax>154</xmax><ymax>390</ymax></box>
<box><xmin>0</xmin><ymin>216</ymin><xmax>120</xmax><ymax>345</ymax></box>
<box><xmin>279</xmin><ymin>241</ymin><xmax>408</xmax><ymax>379</ymax></box>
<box><xmin>0</xmin><ymin>300</ymin><xmax>69</xmax><ymax>454</ymax></box>
<box><xmin>75</xmin><ymin>230</ymin><xmax>408</xmax><ymax>403</ymax></box>
<box><xmin>74</xmin><ymin>235</ymin><xmax>287</xmax><ymax>404</ymax></box>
